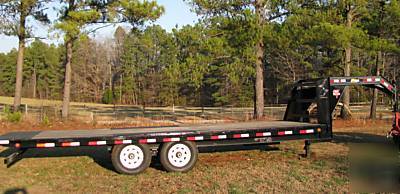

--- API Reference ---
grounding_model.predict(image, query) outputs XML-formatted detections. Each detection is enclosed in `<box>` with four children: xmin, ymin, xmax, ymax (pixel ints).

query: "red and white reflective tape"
<box><xmin>0</xmin><ymin>140</ymin><xmax>9</xmax><ymax>145</ymax></box>
<box><xmin>365</xmin><ymin>78</ymin><xmax>373</xmax><ymax>82</ymax></box>
<box><xmin>187</xmin><ymin>136</ymin><xmax>204</xmax><ymax>141</ymax></box>
<box><xmin>256</xmin><ymin>132</ymin><xmax>272</xmax><ymax>137</ymax></box>
<box><xmin>61</xmin><ymin>142</ymin><xmax>80</xmax><ymax>147</ymax></box>
<box><xmin>163</xmin><ymin>137</ymin><xmax>180</xmax><ymax>142</ymax></box>
<box><xmin>233</xmin><ymin>133</ymin><xmax>250</xmax><ymax>138</ymax></box>
<box><xmin>114</xmin><ymin>140</ymin><xmax>132</xmax><ymax>145</ymax></box>
<box><xmin>379</xmin><ymin>79</ymin><xmax>393</xmax><ymax>91</ymax></box>
<box><xmin>382</xmin><ymin>81</ymin><xmax>389</xmax><ymax>87</ymax></box>
<box><xmin>300</xmin><ymin>129</ymin><xmax>314</xmax><ymax>134</ymax></box>
<box><xmin>139</xmin><ymin>138</ymin><xmax>157</xmax><ymax>144</ymax></box>
<box><xmin>211</xmin><ymin>135</ymin><xmax>227</xmax><ymax>140</ymax></box>
<box><xmin>37</xmin><ymin>143</ymin><xmax>55</xmax><ymax>148</ymax></box>
<box><xmin>331</xmin><ymin>79</ymin><xmax>340</xmax><ymax>84</ymax></box>
<box><xmin>278</xmin><ymin>131</ymin><xmax>293</xmax><ymax>136</ymax></box>
<box><xmin>88</xmin><ymin>141</ymin><xmax>107</xmax><ymax>146</ymax></box>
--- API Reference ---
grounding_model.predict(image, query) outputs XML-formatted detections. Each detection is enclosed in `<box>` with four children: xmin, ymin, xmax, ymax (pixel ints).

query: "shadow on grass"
<box><xmin>0</xmin><ymin>146</ymin><xmax>114</xmax><ymax>172</ymax></box>
<box><xmin>333</xmin><ymin>132</ymin><xmax>392</xmax><ymax>144</ymax></box>
<box><xmin>198</xmin><ymin>143</ymin><xmax>280</xmax><ymax>153</ymax></box>
<box><xmin>3</xmin><ymin>188</ymin><xmax>27</xmax><ymax>194</ymax></box>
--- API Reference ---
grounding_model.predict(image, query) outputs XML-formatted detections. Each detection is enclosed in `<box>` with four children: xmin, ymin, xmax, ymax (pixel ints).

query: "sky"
<box><xmin>0</xmin><ymin>0</ymin><xmax>199</xmax><ymax>53</ymax></box>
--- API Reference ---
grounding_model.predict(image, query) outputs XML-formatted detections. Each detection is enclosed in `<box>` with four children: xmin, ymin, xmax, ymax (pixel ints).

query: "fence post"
<box><xmin>90</xmin><ymin>112</ymin><xmax>94</xmax><ymax>122</ymax></box>
<box><xmin>25</xmin><ymin>104</ymin><xmax>28</xmax><ymax>116</ymax></box>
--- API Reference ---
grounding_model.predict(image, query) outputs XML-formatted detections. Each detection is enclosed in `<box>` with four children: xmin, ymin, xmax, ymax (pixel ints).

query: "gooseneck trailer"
<box><xmin>0</xmin><ymin>76</ymin><xmax>399</xmax><ymax>174</ymax></box>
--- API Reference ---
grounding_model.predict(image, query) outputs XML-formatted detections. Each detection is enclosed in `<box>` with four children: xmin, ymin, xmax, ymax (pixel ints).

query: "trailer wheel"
<box><xmin>159</xmin><ymin>141</ymin><xmax>198</xmax><ymax>172</ymax></box>
<box><xmin>111</xmin><ymin>144</ymin><xmax>151</xmax><ymax>175</ymax></box>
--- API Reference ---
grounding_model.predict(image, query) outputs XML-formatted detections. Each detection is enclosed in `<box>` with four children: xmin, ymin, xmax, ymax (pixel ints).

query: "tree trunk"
<box><xmin>14</xmin><ymin>39</ymin><xmax>25</xmax><ymax>112</ymax></box>
<box><xmin>370</xmin><ymin>88</ymin><xmax>378</xmax><ymax>119</ymax></box>
<box><xmin>341</xmin><ymin>9</ymin><xmax>353</xmax><ymax>119</ymax></box>
<box><xmin>62</xmin><ymin>40</ymin><xmax>73</xmax><ymax>119</ymax></box>
<box><xmin>254</xmin><ymin>0</ymin><xmax>265</xmax><ymax>119</ymax></box>
<box><xmin>32</xmin><ymin>67</ymin><xmax>37</xmax><ymax>98</ymax></box>
<box><xmin>343</xmin><ymin>46</ymin><xmax>351</xmax><ymax>106</ymax></box>
<box><xmin>370</xmin><ymin>52</ymin><xmax>381</xmax><ymax>119</ymax></box>
<box><xmin>254</xmin><ymin>40</ymin><xmax>264</xmax><ymax>119</ymax></box>
<box><xmin>120</xmin><ymin>74</ymin><xmax>123</xmax><ymax>103</ymax></box>
<box><xmin>13</xmin><ymin>4</ymin><xmax>27</xmax><ymax>112</ymax></box>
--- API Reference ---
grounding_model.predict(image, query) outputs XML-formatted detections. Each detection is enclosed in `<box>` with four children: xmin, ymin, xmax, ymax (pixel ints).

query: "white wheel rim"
<box><xmin>119</xmin><ymin>145</ymin><xmax>144</xmax><ymax>169</ymax></box>
<box><xmin>167</xmin><ymin>143</ymin><xmax>192</xmax><ymax>168</ymax></box>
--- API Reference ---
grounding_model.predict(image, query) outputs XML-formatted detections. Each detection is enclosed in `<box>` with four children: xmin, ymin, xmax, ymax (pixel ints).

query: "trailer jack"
<box><xmin>303</xmin><ymin>140</ymin><xmax>311</xmax><ymax>158</ymax></box>
<box><xmin>4</xmin><ymin>149</ymin><xmax>26</xmax><ymax>168</ymax></box>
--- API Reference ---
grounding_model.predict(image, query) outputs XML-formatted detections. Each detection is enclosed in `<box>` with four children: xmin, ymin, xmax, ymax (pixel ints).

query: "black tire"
<box><xmin>111</xmin><ymin>144</ymin><xmax>151</xmax><ymax>175</ymax></box>
<box><xmin>159</xmin><ymin>141</ymin><xmax>198</xmax><ymax>172</ymax></box>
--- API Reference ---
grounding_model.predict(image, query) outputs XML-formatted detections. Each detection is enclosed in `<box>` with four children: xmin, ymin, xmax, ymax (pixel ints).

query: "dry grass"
<box><xmin>0</xmin><ymin>96</ymin><xmax>115</xmax><ymax>108</ymax></box>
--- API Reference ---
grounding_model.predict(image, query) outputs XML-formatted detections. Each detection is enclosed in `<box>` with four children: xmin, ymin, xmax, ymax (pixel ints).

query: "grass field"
<box><xmin>0</xmin><ymin>96</ymin><xmax>116</xmax><ymax>108</ymax></box>
<box><xmin>0</xmin><ymin>120</ymin><xmax>396</xmax><ymax>193</ymax></box>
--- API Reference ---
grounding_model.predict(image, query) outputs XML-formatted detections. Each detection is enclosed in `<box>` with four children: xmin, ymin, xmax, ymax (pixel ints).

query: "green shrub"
<box><xmin>3</xmin><ymin>105</ymin><xmax>22</xmax><ymax>123</ymax></box>
<box><xmin>102</xmin><ymin>89</ymin><xmax>114</xmax><ymax>104</ymax></box>
<box><xmin>42</xmin><ymin>114</ymin><xmax>50</xmax><ymax>125</ymax></box>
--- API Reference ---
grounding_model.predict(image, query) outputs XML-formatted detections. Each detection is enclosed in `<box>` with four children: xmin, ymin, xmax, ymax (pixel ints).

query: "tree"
<box><xmin>0</xmin><ymin>50</ymin><xmax>18</xmax><ymax>96</ymax></box>
<box><xmin>339</xmin><ymin>0</ymin><xmax>368</xmax><ymax>118</ymax></box>
<box><xmin>54</xmin><ymin>0</ymin><xmax>164</xmax><ymax>119</ymax></box>
<box><xmin>0</xmin><ymin>0</ymin><xmax>50</xmax><ymax>111</ymax></box>
<box><xmin>362</xmin><ymin>0</ymin><xmax>400</xmax><ymax>119</ymax></box>
<box><xmin>299</xmin><ymin>0</ymin><xmax>368</xmax><ymax>118</ymax></box>
<box><xmin>113</xmin><ymin>26</ymin><xmax>127</xmax><ymax>103</ymax></box>
<box><xmin>188</xmin><ymin>0</ymin><xmax>297</xmax><ymax>119</ymax></box>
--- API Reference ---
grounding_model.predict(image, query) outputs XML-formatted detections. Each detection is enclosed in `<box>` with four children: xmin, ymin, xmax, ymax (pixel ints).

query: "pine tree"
<box><xmin>54</xmin><ymin>0</ymin><xmax>164</xmax><ymax>119</ymax></box>
<box><xmin>0</xmin><ymin>0</ymin><xmax>50</xmax><ymax>111</ymax></box>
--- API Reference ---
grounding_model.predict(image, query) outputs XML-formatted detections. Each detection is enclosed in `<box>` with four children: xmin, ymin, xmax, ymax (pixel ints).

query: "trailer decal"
<box><xmin>350</xmin><ymin>79</ymin><xmax>359</xmax><ymax>83</ymax></box>
<box><xmin>0</xmin><ymin>140</ymin><xmax>9</xmax><ymax>145</ymax></box>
